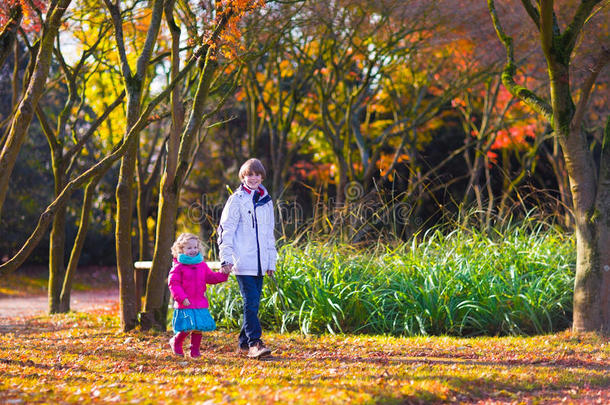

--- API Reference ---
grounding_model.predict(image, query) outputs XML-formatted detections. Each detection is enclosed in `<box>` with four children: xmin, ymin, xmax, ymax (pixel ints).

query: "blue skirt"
<box><xmin>172</xmin><ymin>308</ymin><xmax>216</xmax><ymax>333</ymax></box>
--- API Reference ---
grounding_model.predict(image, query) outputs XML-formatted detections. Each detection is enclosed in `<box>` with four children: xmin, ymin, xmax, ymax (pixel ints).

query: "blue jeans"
<box><xmin>236</xmin><ymin>275</ymin><xmax>264</xmax><ymax>348</ymax></box>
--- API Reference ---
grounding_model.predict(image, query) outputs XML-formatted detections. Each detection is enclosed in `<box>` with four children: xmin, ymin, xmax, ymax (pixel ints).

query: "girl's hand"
<box><xmin>182</xmin><ymin>298</ymin><xmax>191</xmax><ymax>307</ymax></box>
<box><xmin>266</xmin><ymin>270</ymin><xmax>274</xmax><ymax>276</ymax></box>
<box><xmin>221</xmin><ymin>263</ymin><xmax>233</xmax><ymax>274</ymax></box>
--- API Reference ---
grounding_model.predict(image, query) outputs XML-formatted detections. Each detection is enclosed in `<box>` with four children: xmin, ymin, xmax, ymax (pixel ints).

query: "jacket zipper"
<box><xmin>253</xmin><ymin>202</ymin><xmax>262</xmax><ymax>275</ymax></box>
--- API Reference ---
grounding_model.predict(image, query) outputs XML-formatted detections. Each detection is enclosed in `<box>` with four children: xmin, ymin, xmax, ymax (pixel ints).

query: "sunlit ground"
<box><xmin>1</xmin><ymin>305</ymin><xmax>608</xmax><ymax>404</ymax></box>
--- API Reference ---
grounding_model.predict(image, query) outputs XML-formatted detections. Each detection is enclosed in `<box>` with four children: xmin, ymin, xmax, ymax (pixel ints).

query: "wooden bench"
<box><xmin>133</xmin><ymin>261</ymin><xmax>222</xmax><ymax>312</ymax></box>
<box><xmin>134</xmin><ymin>261</ymin><xmax>222</xmax><ymax>270</ymax></box>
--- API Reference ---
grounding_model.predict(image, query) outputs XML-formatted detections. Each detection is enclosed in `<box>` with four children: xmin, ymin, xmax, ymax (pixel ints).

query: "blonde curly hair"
<box><xmin>171</xmin><ymin>233</ymin><xmax>205</xmax><ymax>258</ymax></box>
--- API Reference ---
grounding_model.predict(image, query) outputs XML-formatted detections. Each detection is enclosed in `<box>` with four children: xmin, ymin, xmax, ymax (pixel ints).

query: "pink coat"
<box><xmin>168</xmin><ymin>258</ymin><xmax>228</xmax><ymax>309</ymax></box>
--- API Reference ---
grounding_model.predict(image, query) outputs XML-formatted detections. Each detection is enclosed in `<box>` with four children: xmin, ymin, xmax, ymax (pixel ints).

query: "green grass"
<box><xmin>208</xmin><ymin>220</ymin><xmax>575</xmax><ymax>337</ymax></box>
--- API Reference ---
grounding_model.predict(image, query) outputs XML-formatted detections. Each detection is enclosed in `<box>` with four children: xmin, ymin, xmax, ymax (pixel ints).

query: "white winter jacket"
<box><xmin>217</xmin><ymin>184</ymin><xmax>277</xmax><ymax>275</ymax></box>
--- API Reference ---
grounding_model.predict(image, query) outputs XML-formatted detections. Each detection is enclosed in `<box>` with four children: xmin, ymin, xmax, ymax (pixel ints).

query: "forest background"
<box><xmin>0</xmin><ymin>0</ymin><xmax>608</xmax><ymax>334</ymax></box>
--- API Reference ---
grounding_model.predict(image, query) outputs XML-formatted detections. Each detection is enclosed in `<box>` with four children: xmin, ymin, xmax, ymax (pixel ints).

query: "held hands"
<box><xmin>182</xmin><ymin>298</ymin><xmax>191</xmax><ymax>307</ymax></box>
<box><xmin>218</xmin><ymin>263</ymin><xmax>271</xmax><ymax>275</ymax></box>
<box><xmin>221</xmin><ymin>263</ymin><xmax>234</xmax><ymax>274</ymax></box>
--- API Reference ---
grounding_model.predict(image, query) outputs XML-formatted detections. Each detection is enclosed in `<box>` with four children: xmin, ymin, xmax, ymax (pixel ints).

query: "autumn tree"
<box><xmin>234</xmin><ymin>3</ymin><xmax>317</xmax><ymax>196</ymax></box>
<box><xmin>140</xmin><ymin>0</ymin><xmax>265</xmax><ymax>331</ymax></box>
<box><xmin>101</xmin><ymin>0</ymin><xmax>153</xmax><ymax>329</ymax></box>
<box><xmin>0</xmin><ymin>0</ymin><xmax>72</xmax><ymax>218</ymax></box>
<box><xmin>488</xmin><ymin>0</ymin><xmax>609</xmax><ymax>332</ymax></box>
<box><xmin>36</xmin><ymin>41</ymin><xmax>124</xmax><ymax>313</ymax></box>
<box><xmin>279</xmin><ymin>1</ymin><xmax>435</xmax><ymax>209</ymax></box>
<box><xmin>453</xmin><ymin>72</ymin><xmax>546</xmax><ymax>226</ymax></box>
<box><xmin>0</xmin><ymin>0</ymin><xmax>206</xmax><ymax>328</ymax></box>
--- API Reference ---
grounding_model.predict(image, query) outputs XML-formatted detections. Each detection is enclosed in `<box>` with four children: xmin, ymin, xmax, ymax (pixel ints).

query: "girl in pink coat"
<box><xmin>168</xmin><ymin>233</ymin><xmax>229</xmax><ymax>357</ymax></box>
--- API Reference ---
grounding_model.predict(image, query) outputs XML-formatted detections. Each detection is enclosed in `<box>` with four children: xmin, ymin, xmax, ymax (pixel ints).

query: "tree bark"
<box><xmin>136</xmin><ymin>129</ymin><xmax>165</xmax><ymax>262</ymax></box>
<box><xmin>0</xmin><ymin>48</ymin><xmax>191</xmax><ymax>276</ymax></box>
<box><xmin>597</xmin><ymin>118</ymin><xmax>610</xmax><ymax>332</ymax></box>
<box><xmin>0</xmin><ymin>3</ymin><xmax>22</xmax><ymax>70</ymax></box>
<box><xmin>104</xmin><ymin>0</ymin><xmax>165</xmax><ymax>331</ymax></box>
<box><xmin>141</xmin><ymin>182</ymin><xmax>178</xmax><ymax>331</ymax></box>
<box><xmin>115</xmin><ymin>134</ymin><xmax>139</xmax><ymax>331</ymax></box>
<box><xmin>488</xmin><ymin>0</ymin><xmax>609</xmax><ymax>333</ymax></box>
<box><xmin>141</xmin><ymin>3</ymin><xmax>233</xmax><ymax>330</ymax></box>
<box><xmin>0</xmin><ymin>0</ymin><xmax>73</xmax><ymax>219</ymax></box>
<box><xmin>566</xmin><ymin>122</ymin><xmax>607</xmax><ymax>333</ymax></box>
<box><xmin>48</xmin><ymin>198</ymin><xmax>67</xmax><ymax>313</ymax></box>
<box><xmin>142</xmin><ymin>49</ymin><xmax>219</xmax><ymax>331</ymax></box>
<box><xmin>139</xmin><ymin>0</ymin><xmax>184</xmax><ymax>330</ymax></box>
<box><xmin>58</xmin><ymin>175</ymin><xmax>101</xmax><ymax>313</ymax></box>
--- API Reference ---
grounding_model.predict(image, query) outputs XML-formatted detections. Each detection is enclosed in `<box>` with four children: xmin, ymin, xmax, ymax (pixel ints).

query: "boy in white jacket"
<box><xmin>217</xmin><ymin>158</ymin><xmax>277</xmax><ymax>358</ymax></box>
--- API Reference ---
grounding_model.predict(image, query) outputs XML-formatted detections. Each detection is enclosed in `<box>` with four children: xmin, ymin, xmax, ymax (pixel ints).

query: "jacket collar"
<box><xmin>241</xmin><ymin>183</ymin><xmax>266</xmax><ymax>197</ymax></box>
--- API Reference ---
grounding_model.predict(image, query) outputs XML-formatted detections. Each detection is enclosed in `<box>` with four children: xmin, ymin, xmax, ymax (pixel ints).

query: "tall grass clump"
<box><xmin>207</xmin><ymin>220</ymin><xmax>575</xmax><ymax>337</ymax></box>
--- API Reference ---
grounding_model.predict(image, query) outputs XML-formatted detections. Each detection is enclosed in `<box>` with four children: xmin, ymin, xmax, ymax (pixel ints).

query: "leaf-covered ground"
<box><xmin>0</xmin><ymin>266</ymin><xmax>117</xmax><ymax>298</ymax></box>
<box><xmin>1</xmin><ymin>302</ymin><xmax>608</xmax><ymax>404</ymax></box>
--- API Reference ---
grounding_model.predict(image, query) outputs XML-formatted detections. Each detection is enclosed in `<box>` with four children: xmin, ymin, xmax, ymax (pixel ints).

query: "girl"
<box><xmin>168</xmin><ymin>233</ymin><xmax>229</xmax><ymax>358</ymax></box>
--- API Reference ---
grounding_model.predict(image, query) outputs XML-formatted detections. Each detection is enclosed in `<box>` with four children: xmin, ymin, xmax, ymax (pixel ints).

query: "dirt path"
<box><xmin>0</xmin><ymin>288</ymin><xmax>119</xmax><ymax>319</ymax></box>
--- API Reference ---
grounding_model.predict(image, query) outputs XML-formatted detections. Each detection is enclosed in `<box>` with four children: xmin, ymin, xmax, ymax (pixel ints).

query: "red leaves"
<box><xmin>0</xmin><ymin>0</ymin><xmax>46</xmax><ymax>33</ymax></box>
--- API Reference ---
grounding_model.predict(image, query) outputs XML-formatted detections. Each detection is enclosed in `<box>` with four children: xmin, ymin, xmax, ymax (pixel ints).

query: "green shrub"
<box><xmin>207</xmin><ymin>221</ymin><xmax>575</xmax><ymax>336</ymax></box>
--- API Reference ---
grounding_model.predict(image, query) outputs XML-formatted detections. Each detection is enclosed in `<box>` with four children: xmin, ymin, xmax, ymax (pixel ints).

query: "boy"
<box><xmin>217</xmin><ymin>158</ymin><xmax>277</xmax><ymax>358</ymax></box>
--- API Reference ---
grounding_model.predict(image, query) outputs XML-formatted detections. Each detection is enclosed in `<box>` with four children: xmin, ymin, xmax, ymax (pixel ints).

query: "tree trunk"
<box><xmin>0</xmin><ymin>0</ymin><xmax>72</xmax><ymax>218</ymax></box>
<box><xmin>140</xmin><ymin>181</ymin><xmax>178</xmax><ymax>330</ymax></box>
<box><xmin>103</xmin><ymin>0</ymin><xmax>165</xmax><ymax>332</ymax></box>
<box><xmin>551</xmin><ymin>65</ymin><xmax>604</xmax><ymax>333</ymax></box>
<box><xmin>335</xmin><ymin>154</ymin><xmax>349</xmax><ymax>209</ymax></box>
<box><xmin>572</xmin><ymin>219</ymin><xmax>605</xmax><ymax>332</ymax></box>
<box><xmin>137</xmin><ymin>183</ymin><xmax>153</xmax><ymax>261</ymax></box>
<box><xmin>597</xmin><ymin>120</ymin><xmax>610</xmax><ymax>332</ymax></box>
<box><xmin>48</xmin><ymin>203</ymin><xmax>67</xmax><ymax>314</ymax></box>
<box><xmin>142</xmin><ymin>47</ymin><xmax>219</xmax><ymax>331</ymax></box>
<box><xmin>0</xmin><ymin>3</ymin><xmax>22</xmax><ymax>70</ymax></box>
<box><xmin>569</xmin><ymin>120</ymin><xmax>610</xmax><ymax>333</ymax></box>
<box><xmin>488</xmin><ymin>0</ymin><xmax>608</xmax><ymax>332</ymax></box>
<box><xmin>58</xmin><ymin>175</ymin><xmax>99</xmax><ymax>313</ymax></box>
<box><xmin>139</xmin><ymin>0</ymin><xmax>183</xmax><ymax>331</ymax></box>
<box><xmin>114</xmin><ymin>92</ymin><xmax>143</xmax><ymax>332</ymax></box>
<box><xmin>48</xmin><ymin>152</ymin><xmax>67</xmax><ymax>314</ymax></box>
<box><xmin>115</xmin><ymin>136</ymin><xmax>139</xmax><ymax>331</ymax></box>
<box><xmin>10</xmin><ymin>37</ymin><xmax>20</xmax><ymax>113</ymax></box>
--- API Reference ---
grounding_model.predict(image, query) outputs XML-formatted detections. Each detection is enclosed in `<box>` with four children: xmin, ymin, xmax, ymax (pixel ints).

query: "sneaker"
<box><xmin>247</xmin><ymin>341</ymin><xmax>271</xmax><ymax>359</ymax></box>
<box><xmin>237</xmin><ymin>344</ymin><xmax>249</xmax><ymax>355</ymax></box>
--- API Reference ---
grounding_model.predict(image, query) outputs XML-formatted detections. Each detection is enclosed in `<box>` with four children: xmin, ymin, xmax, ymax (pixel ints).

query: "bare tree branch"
<box><xmin>488</xmin><ymin>0</ymin><xmax>553</xmax><ymax>121</ymax></box>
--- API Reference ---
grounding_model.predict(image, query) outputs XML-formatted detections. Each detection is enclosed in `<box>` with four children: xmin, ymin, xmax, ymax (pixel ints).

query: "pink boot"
<box><xmin>169</xmin><ymin>332</ymin><xmax>189</xmax><ymax>356</ymax></box>
<box><xmin>190</xmin><ymin>332</ymin><xmax>203</xmax><ymax>358</ymax></box>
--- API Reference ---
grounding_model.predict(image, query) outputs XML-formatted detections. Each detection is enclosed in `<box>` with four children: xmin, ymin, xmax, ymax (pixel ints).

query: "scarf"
<box><xmin>178</xmin><ymin>252</ymin><xmax>203</xmax><ymax>265</ymax></box>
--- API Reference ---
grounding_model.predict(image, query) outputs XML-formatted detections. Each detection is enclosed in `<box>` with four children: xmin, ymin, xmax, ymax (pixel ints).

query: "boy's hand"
<box><xmin>182</xmin><ymin>298</ymin><xmax>191</xmax><ymax>307</ymax></box>
<box><xmin>221</xmin><ymin>263</ymin><xmax>233</xmax><ymax>274</ymax></box>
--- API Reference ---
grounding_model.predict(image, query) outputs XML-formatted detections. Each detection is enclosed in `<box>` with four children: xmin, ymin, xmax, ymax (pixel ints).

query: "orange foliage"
<box><xmin>377</xmin><ymin>153</ymin><xmax>409</xmax><ymax>179</ymax></box>
<box><xmin>289</xmin><ymin>161</ymin><xmax>333</xmax><ymax>184</ymax></box>
<box><xmin>486</xmin><ymin>84</ymin><xmax>542</xmax><ymax>162</ymax></box>
<box><xmin>491</xmin><ymin>122</ymin><xmax>537</xmax><ymax>150</ymax></box>
<box><xmin>213</xmin><ymin>0</ymin><xmax>265</xmax><ymax>59</ymax></box>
